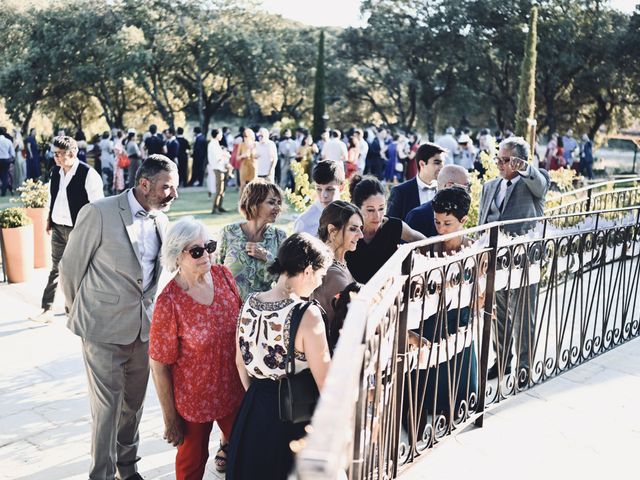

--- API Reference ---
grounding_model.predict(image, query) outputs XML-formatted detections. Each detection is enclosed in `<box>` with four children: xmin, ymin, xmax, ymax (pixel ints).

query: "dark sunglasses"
<box><xmin>184</xmin><ymin>240</ymin><xmax>217</xmax><ymax>259</ymax></box>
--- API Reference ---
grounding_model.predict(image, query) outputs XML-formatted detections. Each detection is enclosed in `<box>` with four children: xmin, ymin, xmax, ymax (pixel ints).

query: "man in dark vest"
<box><xmin>30</xmin><ymin>136</ymin><xmax>104</xmax><ymax>323</ymax></box>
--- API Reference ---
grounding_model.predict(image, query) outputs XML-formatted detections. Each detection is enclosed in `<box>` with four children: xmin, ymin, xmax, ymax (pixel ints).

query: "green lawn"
<box><xmin>1</xmin><ymin>185</ymin><xmax>298</xmax><ymax>237</ymax></box>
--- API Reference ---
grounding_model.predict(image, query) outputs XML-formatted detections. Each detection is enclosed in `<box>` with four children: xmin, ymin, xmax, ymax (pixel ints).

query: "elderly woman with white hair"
<box><xmin>149</xmin><ymin>217</ymin><xmax>244</xmax><ymax>478</ymax></box>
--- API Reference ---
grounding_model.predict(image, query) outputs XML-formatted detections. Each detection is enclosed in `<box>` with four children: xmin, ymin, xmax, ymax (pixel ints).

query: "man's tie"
<box><xmin>498</xmin><ymin>180</ymin><xmax>512</xmax><ymax>212</ymax></box>
<box><xmin>135</xmin><ymin>210</ymin><xmax>157</xmax><ymax>220</ymax></box>
<box><xmin>421</xmin><ymin>180</ymin><xmax>437</xmax><ymax>191</ymax></box>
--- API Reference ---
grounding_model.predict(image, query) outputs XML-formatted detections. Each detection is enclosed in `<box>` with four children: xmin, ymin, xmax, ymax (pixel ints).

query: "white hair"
<box><xmin>161</xmin><ymin>216</ymin><xmax>209</xmax><ymax>272</ymax></box>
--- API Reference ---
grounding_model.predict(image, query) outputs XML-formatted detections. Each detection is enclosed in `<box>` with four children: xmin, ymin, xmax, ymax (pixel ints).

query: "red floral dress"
<box><xmin>150</xmin><ymin>265</ymin><xmax>245</xmax><ymax>423</ymax></box>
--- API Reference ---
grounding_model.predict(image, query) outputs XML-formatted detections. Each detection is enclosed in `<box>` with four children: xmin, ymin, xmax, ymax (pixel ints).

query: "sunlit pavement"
<box><xmin>1</xmin><ymin>269</ymin><xmax>639</xmax><ymax>479</ymax></box>
<box><xmin>400</xmin><ymin>336</ymin><xmax>640</xmax><ymax>480</ymax></box>
<box><xmin>0</xmin><ymin>269</ymin><xmax>224</xmax><ymax>480</ymax></box>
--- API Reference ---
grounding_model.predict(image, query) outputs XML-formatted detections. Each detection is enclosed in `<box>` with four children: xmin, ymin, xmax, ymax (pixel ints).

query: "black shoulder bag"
<box><xmin>278</xmin><ymin>301</ymin><xmax>320</xmax><ymax>424</ymax></box>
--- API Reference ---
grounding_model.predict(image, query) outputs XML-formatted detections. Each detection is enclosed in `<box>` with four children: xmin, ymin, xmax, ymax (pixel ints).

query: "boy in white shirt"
<box><xmin>293</xmin><ymin>160</ymin><xmax>345</xmax><ymax>236</ymax></box>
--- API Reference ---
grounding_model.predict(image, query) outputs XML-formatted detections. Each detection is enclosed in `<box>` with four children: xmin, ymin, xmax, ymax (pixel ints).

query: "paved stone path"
<box><xmin>1</xmin><ymin>268</ymin><xmax>639</xmax><ymax>479</ymax></box>
<box><xmin>400</xmin><ymin>335</ymin><xmax>640</xmax><ymax>480</ymax></box>
<box><xmin>0</xmin><ymin>269</ymin><xmax>224</xmax><ymax>480</ymax></box>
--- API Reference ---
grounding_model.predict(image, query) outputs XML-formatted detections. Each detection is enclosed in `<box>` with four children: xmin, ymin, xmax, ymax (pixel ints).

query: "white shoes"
<box><xmin>29</xmin><ymin>309</ymin><xmax>55</xmax><ymax>324</ymax></box>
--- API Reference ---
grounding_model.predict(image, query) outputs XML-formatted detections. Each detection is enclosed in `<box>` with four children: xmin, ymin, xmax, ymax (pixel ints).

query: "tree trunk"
<box><xmin>21</xmin><ymin>103</ymin><xmax>37</xmax><ymax>135</ymax></box>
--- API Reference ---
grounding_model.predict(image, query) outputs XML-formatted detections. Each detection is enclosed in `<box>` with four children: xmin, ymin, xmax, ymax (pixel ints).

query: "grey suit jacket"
<box><xmin>479</xmin><ymin>166</ymin><xmax>550</xmax><ymax>234</ymax></box>
<box><xmin>60</xmin><ymin>191</ymin><xmax>169</xmax><ymax>344</ymax></box>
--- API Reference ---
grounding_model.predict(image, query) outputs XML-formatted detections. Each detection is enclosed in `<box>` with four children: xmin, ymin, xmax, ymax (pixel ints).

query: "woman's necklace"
<box><xmin>333</xmin><ymin>258</ymin><xmax>348</xmax><ymax>269</ymax></box>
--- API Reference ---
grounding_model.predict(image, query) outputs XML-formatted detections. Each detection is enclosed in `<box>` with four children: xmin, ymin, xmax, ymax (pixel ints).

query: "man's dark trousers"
<box><xmin>41</xmin><ymin>223</ymin><xmax>73</xmax><ymax>310</ymax></box>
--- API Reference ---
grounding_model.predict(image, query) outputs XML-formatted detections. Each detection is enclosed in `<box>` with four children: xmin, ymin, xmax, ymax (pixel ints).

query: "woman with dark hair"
<box><xmin>227</xmin><ymin>233</ymin><xmax>333</xmax><ymax>480</ymax></box>
<box><xmin>346</xmin><ymin>135</ymin><xmax>359</xmax><ymax>179</ymax></box>
<box><xmin>312</xmin><ymin>200</ymin><xmax>363</xmax><ymax>336</ymax></box>
<box><xmin>410</xmin><ymin>186</ymin><xmax>478</xmax><ymax>430</ymax></box>
<box><xmin>217</xmin><ymin>179</ymin><xmax>287</xmax><ymax>300</ymax></box>
<box><xmin>125</xmin><ymin>129</ymin><xmax>142</xmax><ymax>188</ymax></box>
<box><xmin>75</xmin><ymin>130</ymin><xmax>87</xmax><ymax>163</ymax></box>
<box><xmin>345</xmin><ymin>175</ymin><xmax>425</xmax><ymax>284</ymax></box>
<box><xmin>405</xmin><ymin>133</ymin><xmax>420</xmax><ymax>180</ymax></box>
<box><xmin>383</xmin><ymin>133</ymin><xmax>400</xmax><ymax>183</ymax></box>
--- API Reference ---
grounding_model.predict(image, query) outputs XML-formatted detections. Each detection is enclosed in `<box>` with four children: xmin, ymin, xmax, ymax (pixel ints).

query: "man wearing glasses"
<box><xmin>405</xmin><ymin>164</ymin><xmax>471</xmax><ymax>237</ymax></box>
<box><xmin>30</xmin><ymin>136</ymin><xmax>103</xmax><ymax>324</ymax></box>
<box><xmin>479</xmin><ymin>136</ymin><xmax>550</xmax><ymax>388</ymax></box>
<box><xmin>479</xmin><ymin>137</ymin><xmax>549</xmax><ymax>231</ymax></box>
<box><xmin>60</xmin><ymin>155</ymin><xmax>178</xmax><ymax>480</ymax></box>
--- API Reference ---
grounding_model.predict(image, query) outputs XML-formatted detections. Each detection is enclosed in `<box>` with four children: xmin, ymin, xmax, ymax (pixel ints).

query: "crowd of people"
<box><xmin>15</xmin><ymin>122</ymin><xmax>553</xmax><ymax>480</ymax></box>
<box><xmin>0</xmin><ymin>121</ymin><xmax>595</xmax><ymax>202</ymax></box>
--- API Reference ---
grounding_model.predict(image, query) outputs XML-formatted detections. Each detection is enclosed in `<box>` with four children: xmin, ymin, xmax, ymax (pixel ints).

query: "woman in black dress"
<box><xmin>345</xmin><ymin>175</ymin><xmax>425</xmax><ymax>284</ymax></box>
<box><xmin>226</xmin><ymin>233</ymin><xmax>333</xmax><ymax>480</ymax></box>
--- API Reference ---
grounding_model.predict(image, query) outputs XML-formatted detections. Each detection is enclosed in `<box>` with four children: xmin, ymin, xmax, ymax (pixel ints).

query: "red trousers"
<box><xmin>175</xmin><ymin>410</ymin><xmax>237</xmax><ymax>480</ymax></box>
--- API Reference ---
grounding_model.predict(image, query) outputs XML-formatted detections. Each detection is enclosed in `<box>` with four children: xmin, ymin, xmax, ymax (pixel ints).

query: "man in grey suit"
<box><xmin>60</xmin><ymin>155</ymin><xmax>179</xmax><ymax>480</ymax></box>
<box><xmin>479</xmin><ymin>137</ymin><xmax>550</xmax><ymax>387</ymax></box>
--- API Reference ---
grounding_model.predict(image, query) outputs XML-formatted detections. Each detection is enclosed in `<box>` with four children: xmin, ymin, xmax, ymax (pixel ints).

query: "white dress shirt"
<box><xmin>0</xmin><ymin>135</ymin><xmax>16</xmax><ymax>159</ymax></box>
<box><xmin>415</xmin><ymin>175</ymin><xmax>437</xmax><ymax>205</ymax></box>
<box><xmin>293</xmin><ymin>201</ymin><xmax>324</xmax><ymax>237</ymax></box>
<box><xmin>495</xmin><ymin>165</ymin><xmax>530</xmax><ymax>208</ymax></box>
<box><xmin>51</xmin><ymin>160</ymin><xmax>104</xmax><ymax>226</ymax></box>
<box><xmin>256</xmin><ymin>140</ymin><xmax>278</xmax><ymax>177</ymax></box>
<box><xmin>358</xmin><ymin>139</ymin><xmax>369</xmax><ymax>171</ymax></box>
<box><xmin>127</xmin><ymin>189</ymin><xmax>160</xmax><ymax>290</ymax></box>
<box><xmin>321</xmin><ymin>138</ymin><xmax>348</xmax><ymax>162</ymax></box>
<box><xmin>208</xmin><ymin>139</ymin><xmax>229</xmax><ymax>172</ymax></box>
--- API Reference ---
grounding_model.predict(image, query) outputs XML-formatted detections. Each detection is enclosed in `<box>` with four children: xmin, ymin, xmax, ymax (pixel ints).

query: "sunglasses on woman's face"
<box><xmin>184</xmin><ymin>240</ymin><xmax>217</xmax><ymax>259</ymax></box>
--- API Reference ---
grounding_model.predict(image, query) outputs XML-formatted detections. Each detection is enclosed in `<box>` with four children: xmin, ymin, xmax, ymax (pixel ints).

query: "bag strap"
<box><xmin>286</xmin><ymin>301</ymin><xmax>314</xmax><ymax>376</ymax></box>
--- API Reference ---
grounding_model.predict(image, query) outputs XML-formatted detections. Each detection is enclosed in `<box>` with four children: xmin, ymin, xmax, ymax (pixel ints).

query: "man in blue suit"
<box><xmin>387</xmin><ymin>142</ymin><xmax>445</xmax><ymax>220</ymax></box>
<box><xmin>405</xmin><ymin>165</ymin><xmax>470</xmax><ymax>237</ymax></box>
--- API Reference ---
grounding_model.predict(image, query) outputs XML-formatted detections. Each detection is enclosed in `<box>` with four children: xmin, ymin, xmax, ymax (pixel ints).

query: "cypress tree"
<box><xmin>514</xmin><ymin>5</ymin><xmax>538</xmax><ymax>152</ymax></box>
<box><xmin>312</xmin><ymin>30</ymin><xmax>326</xmax><ymax>142</ymax></box>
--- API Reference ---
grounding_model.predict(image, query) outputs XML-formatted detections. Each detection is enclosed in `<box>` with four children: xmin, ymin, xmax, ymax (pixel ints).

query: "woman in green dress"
<box><xmin>217</xmin><ymin>179</ymin><xmax>287</xmax><ymax>300</ymax></box>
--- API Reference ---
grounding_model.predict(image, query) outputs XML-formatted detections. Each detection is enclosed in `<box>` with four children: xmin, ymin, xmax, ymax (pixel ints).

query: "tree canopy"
<box><xmin>0</xmin><ymin>0</ymin><xmax>637</xmax><ymax>137</ymax></box>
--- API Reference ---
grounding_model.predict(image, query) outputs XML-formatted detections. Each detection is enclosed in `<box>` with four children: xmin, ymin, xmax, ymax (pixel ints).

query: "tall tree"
<box><xmin>312</xmin><ymin>30</ymin><xmax>326</xmax><ymax>141</ymax></box>
<box><xmin>0</xmin><ymin>7</ymin><xmax>49</xmax><ymax>132</ymax></box>
<box><xmin>514</xmin><ymin>5</ymin><xmax>538</xmax><ymax>148</ymax></box>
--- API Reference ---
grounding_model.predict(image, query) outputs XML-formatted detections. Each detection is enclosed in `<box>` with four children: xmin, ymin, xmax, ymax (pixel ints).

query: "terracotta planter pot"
<box><xmin>25</xmin><ymin>207</ymin><xmax>51</xmax><ymax>269</ymax></box>
<box><xmin>1</xmin><ymin>224</ymin><xmax>35</xmax><ymax>283</ymax></box>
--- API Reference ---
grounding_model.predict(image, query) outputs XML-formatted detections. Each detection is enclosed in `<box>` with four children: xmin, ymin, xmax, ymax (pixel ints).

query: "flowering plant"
<box><xmin>285</xmin><ymin>160</ymin><xmax>314</xmax><ymax>212</ymax></box>
<box><xmin>548</xmin><ymin>168</ymin><xmax>578</xmax><ymax>192</ymax></box>
<box><xmin>0</xmin><ymin>207</ymin><xmax>32</xmax><ymax>228</ymax></box>
<box><xmin>467</xmin><ymin>148</ymin><xmax>499</xmax><ymax>227</ymax></box>
<box><xmin>12</xmin><ymin>179</ymin><xmax>49</xmax><ymax>208</ymax></box>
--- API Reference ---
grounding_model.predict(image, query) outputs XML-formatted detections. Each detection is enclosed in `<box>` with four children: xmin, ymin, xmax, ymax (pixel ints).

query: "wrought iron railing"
<box><xmin>295</xmin><ymin>204</ymin><xmax>640</xmax><ymax>480</ymax></box>
<box><xmin>544</xmin><ymin>176</ymin><xmax>640</xmax><ymax>216</ymax></box>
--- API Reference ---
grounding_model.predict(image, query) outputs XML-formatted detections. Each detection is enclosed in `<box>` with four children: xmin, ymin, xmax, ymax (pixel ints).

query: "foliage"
<box><xmin>0</xmin><ymin>0</ymin><xmax>637</xmax><ymax>137</ymax></box>
<box><xmin>0</xmin><ymin>207</ymin><xmax>32</xmax><ymax>229</ymax></box>
<box><xmin>514</xmin><ymin>5</ymin><xmax>538</xmax><ymax>144</ymax></box>
<box><xmin>11</xmin><ymin>179</ymin><xmax>49</xmax><ymax>208</ymax></box>
<box><xmin>548</xmin><ymin>168</ymin><xmax>578</xmax><ymax>193</ymax></box>
<box><xmin>467</xmin><ymin>147</ymin><xmax>499</xmax><ymax>227</ymax></box>
<box><xmin>312</xmin><ymin>31</ymin><xmax>326</xmax><ymax>141</ymax></box>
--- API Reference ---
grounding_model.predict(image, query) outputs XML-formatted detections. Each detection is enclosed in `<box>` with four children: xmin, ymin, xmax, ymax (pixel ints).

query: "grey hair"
<box><xmin>135</xmin><ymin>154</ymin><xmax>178</xmax><ymax>186</ymax></box>
<box><xmin>161</xmin><ymin>216</ymin><xmax>209</xmax><ymax>272</ymax></box>
<box><xmin>437</xmin><ymin>165</ymin><xmax>470</xmax><ymax>190</ymax></box>
<box><xmin>499</xmin><ymin>136</ymin><xmax>530</xmax><ymax>161</ymax></box>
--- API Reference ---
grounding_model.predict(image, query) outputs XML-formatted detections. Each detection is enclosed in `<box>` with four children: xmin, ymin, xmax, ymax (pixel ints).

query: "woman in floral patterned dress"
<box><xmin>226</xmin><ymin>233</ymin><xmax>333</xmax><ymax>480</ymax></box>
<box><xmin>149</xmin><ymin>217</ymin><xmax>244</xmax><ymax>478</ymax></box>
<box><xmin>217</xmin><ymin>179</ymin><xmax>287</xmax><ymax>300</ymax></box>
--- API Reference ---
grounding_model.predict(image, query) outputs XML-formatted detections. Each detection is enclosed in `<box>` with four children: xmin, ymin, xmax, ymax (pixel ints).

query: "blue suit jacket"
<box><xmin>405</xmin><ymin>200</ymin><xmax>438</xmax><ymax>238</ymax></box>
<box><xmin>387</xmin><ymin>178</ymin><xmax>420</xmax><ymax>221</ymax></box>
